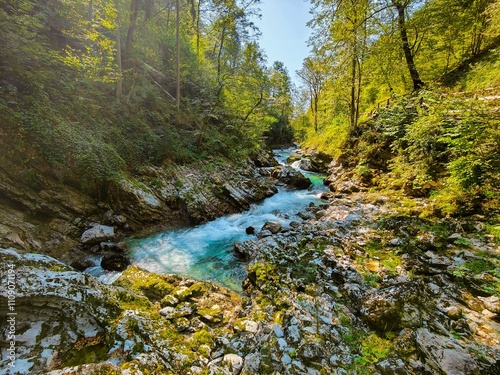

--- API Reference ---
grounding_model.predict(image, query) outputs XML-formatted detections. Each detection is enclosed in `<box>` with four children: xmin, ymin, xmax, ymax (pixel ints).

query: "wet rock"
<box><xmin>81</xmin><ymin>224</ymin><xmax>115</xmax><ymax>245</ymax></box>
<box><xmin>271</xmin><ymin>166</ymin><xmax>312</xmax><ymax>189</ymax></box>
<box><xmin>252</xmin><ymin>149</ymin><xmax>279</xmax><ymax>167</ymax></box>
<box><xmin>246</xmin><ymin>226</ymin><xmax>255</xmax><ymax>235</ymax></box>
<box><xmin>101</xmin><ymin>253</ymin><xmax>130</xmax><ymax>271</ymax></box>
<box><xmin>297</xmin><ymin>159</ymin><xmax>312</xmax><ymax>171</ymax></box>
<box><xmin>320</xmin><ymin>192</ymin><xmax>331</xmax><ymax>200</ymax></box>
<box><xmin>70</xmin><ymin>258</ymin><xmax>95</xmax><ymax>271</ymax></box>
<box><xmin>306</xmin><ymin>151</ymin><xmax>333</xmax><ymax>173</ymax></box>
<box><xmin>234</xmin><ymin>241</ymin><xmax>260</xmax><ymax>260</ymax></box>
<box><xmin>415</xmin><ymin>328</ymin><xmax>479</xmax><ymax>375</ymax></box>
<box><xmin>258</xmin><ymin>230</ymin><xmax>273</xmax><ymax>238</ymax></box>
<box><xmin>262</xmin><ymin>222</ymin><xmax>282</xmax><ymax>234</ymax></box>
<box><xmin>100</xmin><ymin>241</ymin><xmax>127</xmax><ymax>253</ymax></box>
<box><xmin>287</xmin><ymin>155</ymin><xmax>301</xmax><ymax>164</ymax></box>
<box><xmin>298</xmin><ymin>212</ymin><xmax>314</xmax><ymax>220</ymax></box>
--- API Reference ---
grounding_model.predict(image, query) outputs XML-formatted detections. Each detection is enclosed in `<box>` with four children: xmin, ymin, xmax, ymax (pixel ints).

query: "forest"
<box><xmin>1</xmin><ymin>0</ymin><xmax>500</xmax><ymax>218</ymax></box>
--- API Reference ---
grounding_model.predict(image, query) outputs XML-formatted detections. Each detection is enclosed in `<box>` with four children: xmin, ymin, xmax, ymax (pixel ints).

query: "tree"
<box><xmin>176</xmin><ymin>0</ymin><xmax>181</xmax><ymax>109</ymax></box>
<box><xmin>309</xmin><ymin>0</ymin><xmax>373</xmax><ymax>129</ymax></box>
<box><xmin>391</xmin><ymin>0</ymin><xmax>424</xmax><ymax>91</ymax></box>
<box><xmin>266</xmin><ymin>61</ymin><xmax>294</xmax><ymax>145</ymax></box>
<box><xmin>297</xmin><ymin>57</ymin><xmax>327</xmax><ymax>133</ymax></box>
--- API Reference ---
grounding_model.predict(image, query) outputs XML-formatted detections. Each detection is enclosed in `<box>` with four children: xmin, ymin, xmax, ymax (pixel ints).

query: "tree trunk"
<box><xmin>356</xmin><ymin>57</ymin><xmax>362</xmax><ymax>127</ymax></box>
<box><xmin>394</xmin><ymin>1</ymin><xmax>424</xmax><ymax>91</ymax></box>
<box><xmin>350</xmin><ymin>53</ymin><xmax>357</xmax><ymax>130</ymax></box>
<box><xmin>313</xmin><ymin>92</ymin><xmax>318</xmax><ymax>133</ymax></box>
<box><xmin>217</xmin><ymin>27</ymin><xmax>227</xmax><ymax>84</ymax></box>
<box><xmin>176</xmin><ymin>0</ymin><xmax>180</xmax><ymax>109</ymax></box>
<box><xmin>196</xmin><ymin>0</ymin><xmax>202</xmax><ymax>56</ymax></box>
<box><xmin>115</xmin><ymin>3</ymin><xmax>123</xmax><ymax>100</ymax></box>
<box><xmin>125</xmin><ymin>0</ymin><xmax>140</xmax><ymax>60</ymax></box>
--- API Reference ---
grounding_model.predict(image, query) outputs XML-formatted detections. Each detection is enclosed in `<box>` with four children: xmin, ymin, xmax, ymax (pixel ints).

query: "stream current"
<box><xmin>88</xmin><ymin>149</ymin><xmax>327</xmax><ymax>291</ymax></box>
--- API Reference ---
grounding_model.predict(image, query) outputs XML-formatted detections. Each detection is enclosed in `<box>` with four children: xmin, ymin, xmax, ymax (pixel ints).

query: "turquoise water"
<box><xmin>90</xmin><ymin>149</ymin><xmax>327</xmax><ymax>290</ymax></box>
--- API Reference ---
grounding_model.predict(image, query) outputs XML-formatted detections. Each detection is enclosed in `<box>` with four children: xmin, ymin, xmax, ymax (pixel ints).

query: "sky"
<box><xmin>253</xmin><ymin>0</ymin><xmax>312</xmax><ymax>86</ymax></box>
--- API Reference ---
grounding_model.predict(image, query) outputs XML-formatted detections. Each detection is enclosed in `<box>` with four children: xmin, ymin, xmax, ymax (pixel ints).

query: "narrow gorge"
<box><xmin>1</xmin><ymin>149</ymin><xmax>499</xmax><ymax>375</ymax></box>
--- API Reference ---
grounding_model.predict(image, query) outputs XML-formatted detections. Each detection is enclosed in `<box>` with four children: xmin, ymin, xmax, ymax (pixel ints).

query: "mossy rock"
<box><xmin>160</xmin><ymin>294</ymin><xmax>179</xmax><ymax>307</ymax></box>
<box><xmin>190</xmin><ymin>329</ymin><xmax>215</xmax><ymax>350</ymax></box>
<box><xmin>197</xmin><ymin>306</ymin><xmax>223</xmax><ymax>324</ymax></box>
<box><xmin>115</xmin><ymin>265</ymin><xmax>174</xmax><ymax>302</ymax></box>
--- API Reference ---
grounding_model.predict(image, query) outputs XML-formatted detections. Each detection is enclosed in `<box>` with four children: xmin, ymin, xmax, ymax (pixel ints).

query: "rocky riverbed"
<box><xmin>1</xmin><ymin>151</ymin><xmax>499</xmax><ymax>374</ymax></box>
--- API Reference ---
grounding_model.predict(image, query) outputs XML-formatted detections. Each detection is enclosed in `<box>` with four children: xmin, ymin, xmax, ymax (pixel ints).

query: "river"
<box><xmin>87</xmin><ymin>149</ymin><xmax>327</xmax><ymax>291</ymax></box>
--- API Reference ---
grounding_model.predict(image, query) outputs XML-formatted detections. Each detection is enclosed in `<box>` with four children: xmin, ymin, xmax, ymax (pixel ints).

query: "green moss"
<box><xmin>190</xmin><ymin>329</ymin><xmax>214</xmax><ymax>350</ymax></box>
<box><xmin>381</xmin><ymin>256</ymin><xmax>402</xmax><ymax>272</ymax></box>
<box><xmin>197</xmin><ymin>307</ymin><xmax>223</xmax><ymax>324</ymax></box>
<box><xmin>115</xmin><ymin>266</ymin><xmax>174</xmax><ymax>302</ymax></box>
<box><xmin>116</xmin><ymin>290</ymin><xmax>153</xmax><ymax>311</ymax></box>
<box><xmin>61</xmin><ymin>340</ymin><xmax>109</xmax><ymax>368</ymax></box>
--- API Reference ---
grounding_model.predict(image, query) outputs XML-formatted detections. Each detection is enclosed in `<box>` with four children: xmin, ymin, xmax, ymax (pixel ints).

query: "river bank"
<box><xmin>0</xmin><ymin>149</ymin><xmax>281</xmax><ymax>265</ymax></box>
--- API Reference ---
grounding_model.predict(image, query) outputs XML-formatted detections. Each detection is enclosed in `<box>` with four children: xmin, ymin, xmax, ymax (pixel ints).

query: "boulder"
<box><xmin>415</xmin><ymin>328</ymin><xmax>479</xmax><ymax>375</ymax></box>
<box><xmin>297</xmin><ymin>159</ymin><xmax>312</xmax><ymax>171</ymax></box>
<box><xmin>223</xmin><ymin>354</ymin><xmax>243</xmax><ymax>374</ymax></box>
<box><xmin>100</xmin><ymin>241</ymin><xmax>128</xmax><ymax>253</ymax></box>
<box><xmin>360</xmin><ymin>281</ymin><xmax>433</xmax><ymax>331</ymax></box>
<box><xmin>246</xmin><ymin>226</ymin><xmax>256</xmax><ymax>235</ymax></box>
<box><xmin>70</xmin><ymin>258</ymin><xmax>95</xmax><ymax>271</ymax></box>
<box><xmin>234</xmin><ymin>240</ymin><xmax>261</xmax><ymax>260</ymax></box>
<box><xmin>286</xmin><ymin>155</ymin><xmax>301</xmax><ymax>164</ymax></box>
<box><xmin>261</xmin><ymin>222</ymin><xmax>282</xmax><ymax>234</ymax></box>
<box><xmin>252</xmin><ymin>149</ymin><xmax>279</xmax><ymax>167</ymax></box>
<box><xmin>0</xmin><ymin>248</ymin><xmax>120</xmax><ymax>374</ymax></box>
<box><xmin>307</xmin><ymin>151</ymin><xmax>333</xmax><ymax>173</ymax></box>
<box><xmin>101</xmin><ymin>253</ymin><xmax>130</xmax><ymax>271</ymax></box>
<box><xmin>81</xmin><ymin>225</ymin><xmax>115</xmax><ymax>245</ymax></box>
<box><xmin>271</xmin><ymin>166</ymin><xmax>312</xmax><ymax>189</ymax></box>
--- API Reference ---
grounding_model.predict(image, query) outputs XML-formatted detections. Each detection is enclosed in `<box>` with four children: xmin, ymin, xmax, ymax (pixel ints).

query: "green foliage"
<box><xmin>360</xmin><ymin>334</ymin><xmax>392</xmax><ymax>364</ymax></box>
<box><xmin>465</xmin><ymin>258</ymin><xmax>496</xmax><ymax>274</ymax></box>
<box><xmin>339</xmin><ymin>89</ymin><xmax>500</xmax><ymax>217</ymax></box>
<box><xmin>298</xmin><ymin>116</ymin><xmax>350</xmax><ymax>157</ymax></box>
<box><xmin>1</xmin><ymin>0</ymin><xmax>294</xmax><ymax>196</ymax></box>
